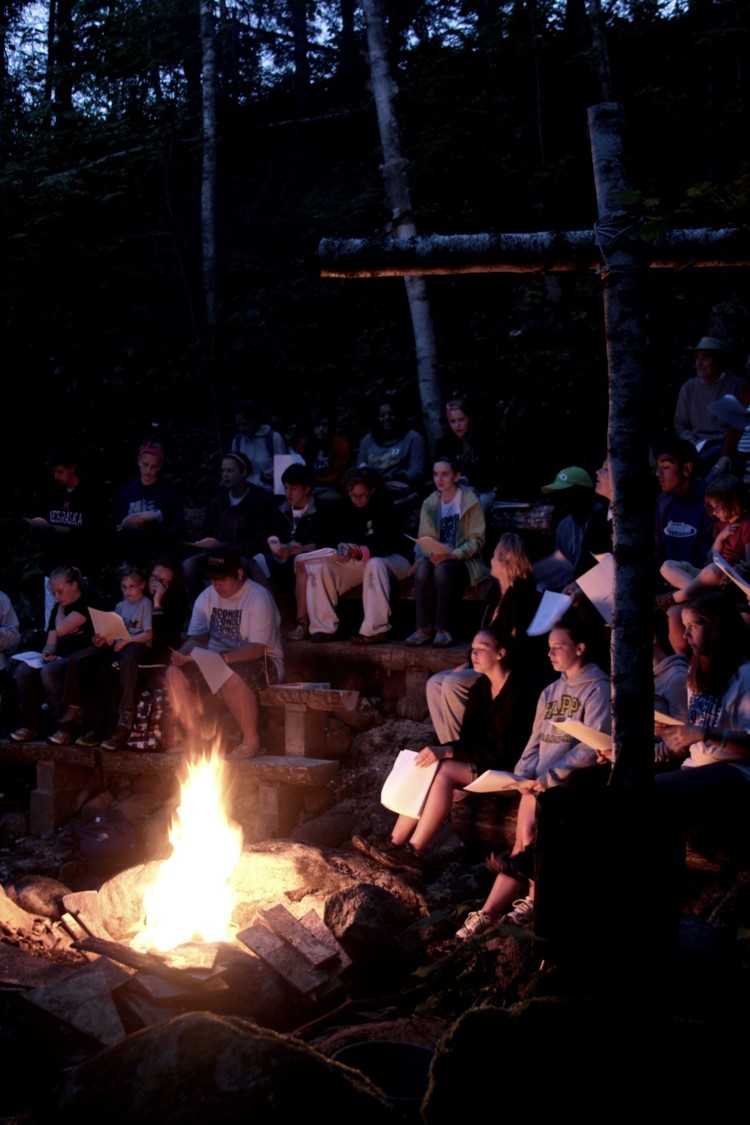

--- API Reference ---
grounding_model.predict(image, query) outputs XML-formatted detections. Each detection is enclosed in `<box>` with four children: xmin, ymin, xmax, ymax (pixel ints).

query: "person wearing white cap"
<box><xmin>674</xmin><ymin>336</ymin><xmax>744</xmax><ymax>473</ymax></box>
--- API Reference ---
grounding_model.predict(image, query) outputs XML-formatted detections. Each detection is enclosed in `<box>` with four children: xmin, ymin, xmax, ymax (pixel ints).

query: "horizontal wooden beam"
<box><xmin>318</xmin><ymin>227</ymin><xmax>749</xmax><ymax>277</ymax></box>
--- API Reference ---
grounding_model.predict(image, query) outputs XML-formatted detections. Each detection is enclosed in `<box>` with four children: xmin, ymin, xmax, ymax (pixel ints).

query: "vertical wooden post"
<box><xmin>588</xmin><ymin>102</ymin><xmax>655</xmax><ymax>790</ymax></box>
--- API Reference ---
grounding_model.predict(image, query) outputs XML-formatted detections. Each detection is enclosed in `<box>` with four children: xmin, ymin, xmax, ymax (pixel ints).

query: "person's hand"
<box><xmin>113</xmin><ymin>638</ymin><xmax>128</xmax><ymax>653</ymax></box>
<box><xmin>42</xmin><ymin>647</ymin><xmax>57</xmax><ymax>663</ymax></box>
<box><xmin>562</xmin><ymin>581</ymin><xmax>581</xmax><ymax>603</ymax></box>
<box><xmin>120</xmin><ymin>511</ymin><xmax>160</xmax><ymax>530</ymax></box>
<box><xmin>654</xmin><ymin>722</ymin><xmax>702</xmax><ymax>753</ymax></box>
<box><xmin>170</xmin><ymin>649</ymin><xmax>193</xmax><ymax>667</ymax></box>
<box><xmin>92</xmin><ymin>633</ymin><xmax>108</xmax><ymax>648</ymax></box>
<box><xmin>708</xmin><ymin>455</ymin><xmax>731</xmax><ymax>480</ymax></box>
<box><xmin>517</xmin><ymin>778</ymin><xmax>539</xmax><ymax>794</ymax></box>
<box><xmin>595</xmin><ymin>746</ymin><xmax>613</xmax><ymax>764</ymax></box>
<box><xmin>414</xmin><ymin>745</ymin><xmax>446</xmax><ymax>766</ymax></box>
<box><xmin>430</xmin><ymin>550</ymin><xmax>453</xmax><ymax>567</ymax></box>
<box><xmin>714</xmin><ymin>524</ymin><xmax>736</xmax><ymax>547</ymax></box>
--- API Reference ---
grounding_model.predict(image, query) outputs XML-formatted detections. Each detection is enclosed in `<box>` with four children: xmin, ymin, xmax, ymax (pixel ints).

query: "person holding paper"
<box><xmin>426</xmin><ymin>534</ymin><xmax>543</xmax><ymax>742</ymax></box>
<box><xmin>166</xmin><ymin>550</ymin><xmax>283</xmax><ymax>759</ymax></box>
<box><xmin>456</xmin><ymin>611</ymin><xmax>610</xmax><ymax>939</ymax></box>
<box><xmin>47</xmin><ymin>565</ymin><xmax>154</xmax><ymax>749</ymax></box>
<box><xmin>654</xmin><ymin>593</ymin><xmax>750</xmax><ymax>902</ymax></box>
<box><xmin>353</xmin><ymin>628</ymin><xmax>534</xmax><ymax>876</ymax></box>
<box><xmin>11</xmin><ymin>566</ymin><xmax>94</xmax><ymax>743</ymax></box>
<box><xmin>660</xmin><ymin>475</ymin><xmax>750</xmax><ymax>598</ymax></box>
<box><xmin>251</xmin><ymin>462</ymin><xmax>335</xmax><ymax>637</ymax></box>
<box><xmin>304</xmin><ymin>466</ymin><xmax>410</xmax><ymax>643</ymax></box>
<box><xmin>405</xmin><ymin>457</ymin><xmax>488</xmax><ymax>648</ymax></box>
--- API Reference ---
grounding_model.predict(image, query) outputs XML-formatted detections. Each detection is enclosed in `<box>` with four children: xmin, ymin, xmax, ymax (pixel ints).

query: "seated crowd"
<box><xmin>3</xmin><ymin>337</ymin><xmax>750</xmax><ymax>942</ymax></box>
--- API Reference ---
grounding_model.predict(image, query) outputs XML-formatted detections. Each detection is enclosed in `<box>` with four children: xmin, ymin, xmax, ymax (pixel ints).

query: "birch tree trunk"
<box><xmin>588</xmin><ymin>101</ymin><xmax>654</xmax><ymax>791</ymax></box>
<box><xmin>361</xmin><ymin>0</ymin><xmax>441</xmax><ymax>453</ymax></box>
<box><xmin>200</xmin><ymin>0</ymin><xmax>218</xmax><ymax>329</ymax></box>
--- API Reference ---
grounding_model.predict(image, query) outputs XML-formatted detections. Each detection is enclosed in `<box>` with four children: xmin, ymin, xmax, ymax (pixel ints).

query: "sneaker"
<box><xmin>75</xmin><ymin>730</ymin><xmax>101</xmax><ymax>748</ymax></box>
<box><xmin>47</xmin><ymin>728</ymin><xmax>75</xmax><ymax>746</ymax></box>
<box><xmin>456</xmin><ymin>910</ymin><xmax>495</xmax><ymax>941</ymax></box>
<box><xmin>405</xmin><ymin>629</ymin><xmax>433</xmax><ymax>647</ymax></box>
<box><xmin>432</xmin><ymin>630</ymin><xmax>453</xmax><ymax>648</ymax></box>
<box><xmin>10</xmin><ymin>727</ymin><xmax>38</xmax><ymax>743</ymax></box>
<box><xmin>501</xmin><ymin>896</ymin><xmax>535</xmax><ymax>927</ymax></box>
<box><xmin>351</xmin><ymin>835</ymin><xmax>423</xmax><ymax>876</ymax></box>
<box><xmin>100</xmin><ymin>711</ymin><xmax>134</xmax><ymax>752</ymax></box>
<box><xmin>285</xmin><ymin>621</ymin><xmax>309</xmax><ymax>641</ymax></box>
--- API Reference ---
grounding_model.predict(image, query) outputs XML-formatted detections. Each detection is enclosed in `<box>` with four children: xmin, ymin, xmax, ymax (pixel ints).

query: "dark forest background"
<box><xmin>1</xmin><ymin>0</ymin><xmax>749</xmax><ymax>585</ymax></box>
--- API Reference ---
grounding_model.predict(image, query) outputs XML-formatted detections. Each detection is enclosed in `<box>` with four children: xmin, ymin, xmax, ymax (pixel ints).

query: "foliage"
<box><xmin>0</xmin><ymin>0</ymin><xmax>749</xmax><ymax>549</ymax></box>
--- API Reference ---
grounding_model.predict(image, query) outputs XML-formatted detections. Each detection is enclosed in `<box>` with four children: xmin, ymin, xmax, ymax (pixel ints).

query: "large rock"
<box><xmin>423</xmin><ymin>999</ymin><xmax>731</xmax><ymax>1124</ymax></box>
<box><xmin>6</xmin><ymin>874</ymin><xmax>72</xmax><ymax>921</ymax></box>
<box><xmin>36</xmin><ymin>1011</ymin><xmax>398</xmax><ymax>1123</ymax></box>
<box><xmin>325</xmin><ymin>882</ymin><xmax>423</xmax><ymax>983</ymax></box>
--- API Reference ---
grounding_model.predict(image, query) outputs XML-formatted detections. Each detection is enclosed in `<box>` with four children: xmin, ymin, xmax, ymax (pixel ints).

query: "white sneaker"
<box><xmin>501</xmin><ymin>896</ymin><xmax>534</xmax><ymax>926</ymax></box>
<box><xmin>456</xmin><ymin>910</ymin><xmax>495</xmax><ymax>940</ymax></box>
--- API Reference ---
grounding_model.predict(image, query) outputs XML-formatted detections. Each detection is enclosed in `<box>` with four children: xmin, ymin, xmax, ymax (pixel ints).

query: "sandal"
<box><xmin>226</xmin><ymin>743</ymin><xmax>264</xmax><ymax>760</ymax></box>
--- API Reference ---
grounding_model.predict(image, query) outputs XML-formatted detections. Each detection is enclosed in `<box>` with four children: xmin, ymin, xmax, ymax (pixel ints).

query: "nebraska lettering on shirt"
<box><xmin>544</xmin><ymin>694</ymin><xmax>581</xmax><ymax>722</ymax></box>
<box><xmin>209</xmin><ymin>607</ymin><xmax>243</xmax><ymax>649</ymax></box>
<box><xmin>48</xmin><ymin>509</ymin><xmax>83</xmax><ymax>526</ymax></box>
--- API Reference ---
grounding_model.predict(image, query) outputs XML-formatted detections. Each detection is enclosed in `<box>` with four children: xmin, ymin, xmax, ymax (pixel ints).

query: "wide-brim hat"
<box><xmin>691</xmin><ymin>335</ymin><xmax>731</xmax><ymax>353</ymax></box>
<box><xmin>542</xmin><ymin>466</ymin><xmax>593</xmax><ymax>493</ymax></box>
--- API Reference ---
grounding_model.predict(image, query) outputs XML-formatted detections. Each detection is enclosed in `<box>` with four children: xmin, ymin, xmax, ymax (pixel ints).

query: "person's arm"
<box><xmin>0</xmin><ymin>596</ymin><xmax>20</xmax><ymax>654</ymax></box>
<box><xmin>55</xmin><ymin>610</ymin><xmax>88</xmax><ymax>638</ymax></box>
<box><xmin>169</xmin><ymin>634</ymin><xmax>208</xmax><ymax>665</ymax></box>
<box><xmin>535</xmin><ymin>678</ymin><xmax>611</xmax><ymax>789</ymax></box>
<box><xmin>674</xmin><ymin>383</ymin><xmax>698</xmax><ymax>444</ymax></box>
<box><xmin>450</xmin><ymin>493</ymin><xmax>486</xmax><ymax>562</ymax></box>
<box><xmin>655</xmin><ymin>722</ymin><xmax>750</xmax><ymax>760</ymax></box>
<box><xmin>398</xmin><ymin>431</ymin><xmax>426</xmax><ymax>488</ymax></box>
<box><xmin>512</xmin><ymin>693</ymin><xmax>546</xmax><ymax>780</ymax></box>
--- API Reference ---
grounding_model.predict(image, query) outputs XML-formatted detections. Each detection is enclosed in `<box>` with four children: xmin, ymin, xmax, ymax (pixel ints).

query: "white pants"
<box><xmin>306</xmin><ymin>554</ymin><xmax>411</xmax><ymax>637</ymax></box>
<box><xmin>425</xmin><ymin>663</ymin><xmax>481</xmax><ymax>742</ymax></box>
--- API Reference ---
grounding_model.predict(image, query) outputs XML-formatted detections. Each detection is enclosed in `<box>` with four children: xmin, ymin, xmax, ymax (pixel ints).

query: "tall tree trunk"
<box><xmin>200</xmin><ymin>0</ymin><xmax>223</xmax><ymax>452</ymax></box>
<box><xmin>289</xmin><ymin>0</ymin><xmax>310</xmax><ymax>110</ymax></box>
<box><xmin>201</xmin><ymin>0</ymin><xmax>218</xmax><ymax>329</ymax></box>
<box><xmin>361</xmin><ymin>0</ymin><xmax>441</xmax><ymax>453</ymax></box>
<box><xmin>588</xmin><ymin>102</ymin><xmax>654</xmax><ymax>792</ymax></box>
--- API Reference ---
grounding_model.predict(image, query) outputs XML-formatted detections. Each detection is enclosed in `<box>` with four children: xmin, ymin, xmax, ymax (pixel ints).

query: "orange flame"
<box><xmin>132</xmin><ymin>747</ymin><xmax>243</xmax><ymax>952</ymax></box>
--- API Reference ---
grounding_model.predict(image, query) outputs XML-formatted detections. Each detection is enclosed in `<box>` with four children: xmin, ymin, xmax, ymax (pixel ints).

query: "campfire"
<box><xmin>132</xmin><ymin>746</ymin><xmax>243</xmax><ymax>953</ymax></box>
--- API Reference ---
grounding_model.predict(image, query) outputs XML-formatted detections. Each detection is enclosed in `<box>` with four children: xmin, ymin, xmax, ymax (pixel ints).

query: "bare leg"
<box><xmin>671</xmin><ymin>561</ymin><xmax>723</xmax><ymax>605</ymax></box>
<box><xmin>480</xmin><ymin>793</ymin><xmax>538</xmax><ymax>916</ymax></box>
<box><xmin>218</xmin><ymin>672</ymin><xmax>260</xmax><ymax>748</ymax></box>
<box><xmin>391</xmin><ymin>760</ymin><xmax>474</xmax><ymax>852</ymax></box>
